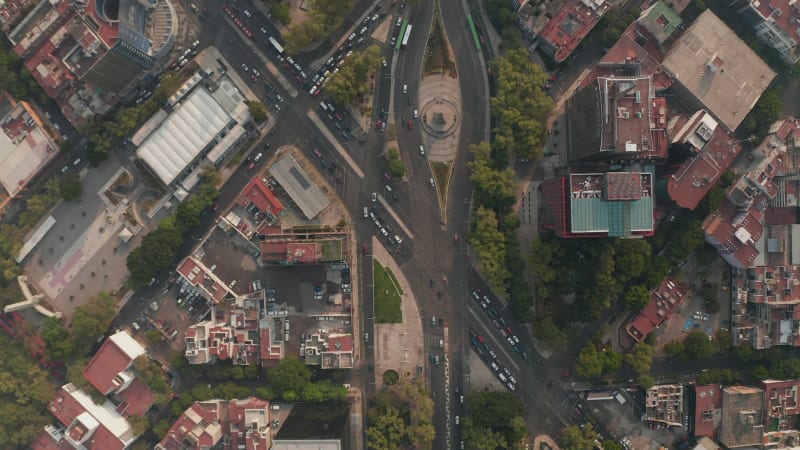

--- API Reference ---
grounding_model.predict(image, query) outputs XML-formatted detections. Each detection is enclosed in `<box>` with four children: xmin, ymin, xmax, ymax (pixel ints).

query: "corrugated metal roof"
<box><xmin>135</xmin><ymin>88</ymin><xmax>231</xmax><ymax>185</ymax></box>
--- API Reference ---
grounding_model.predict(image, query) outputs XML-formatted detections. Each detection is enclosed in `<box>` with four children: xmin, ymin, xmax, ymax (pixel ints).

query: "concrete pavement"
<box><xmin>372</xmin><ymin>236</ymin><xmax>426</xmax><ymax>390</ymax></box>
<box><xmin>418</xmin><ymin>74</ymin><xmax>463</xmax><ymax>163</ymax></box>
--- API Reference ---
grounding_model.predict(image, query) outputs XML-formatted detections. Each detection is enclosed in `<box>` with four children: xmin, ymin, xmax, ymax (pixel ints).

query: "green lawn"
<box><xmin>374</xmin><ymin>260</ymin><xmax>403</xmax><ymax>324</ymax></box>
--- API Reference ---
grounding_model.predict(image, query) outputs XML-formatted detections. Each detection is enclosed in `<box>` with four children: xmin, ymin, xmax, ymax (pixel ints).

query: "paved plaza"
<box><xmin>373</xmin><ymin>237</ymin><xmax>425</xmax><ymax>389</ymax></box>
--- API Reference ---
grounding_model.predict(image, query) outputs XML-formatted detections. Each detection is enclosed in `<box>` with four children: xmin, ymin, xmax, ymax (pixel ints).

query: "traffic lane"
<box><xmin>224</xmin><ymin>0</ymin><xmax>281</xmax><ymax>43</ymax></box>
<box><xmin>468</xmin><ymin>306</ymin><xmax>523</xmax><ymax>376</ymax></box>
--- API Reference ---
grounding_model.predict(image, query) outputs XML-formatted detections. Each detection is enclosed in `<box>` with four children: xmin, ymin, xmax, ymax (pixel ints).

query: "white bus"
<box><xmin>268</xmin><ymin>36</ymin><xmax>286</xmax><ymax>56</ymax></box>
<box><xmin>401</xmin><ymin>24</ymin><xmax>412</xmax><ymax>49</ymax></box>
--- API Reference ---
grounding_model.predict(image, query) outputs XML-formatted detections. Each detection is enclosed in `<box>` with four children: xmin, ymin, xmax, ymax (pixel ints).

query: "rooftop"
<box><xmin>637</xmin><ymin>1</ymin><xmax>682</xmax><ymax>44</ymax></box>
<box><xmin>568</xmin><ymin>172</ymin><xmax>654</xmax><ymax>236</ymax></box>
<box><xmin>269</xmin><ymin>154</ymin><xmax>330</xmax><ymax>220</ymax></box>
<box><xmin>135</xmin><ymin>86</ymin><xmax>233</xmax><ymax>186</ymax></box>
<box><xmin>625</xmin><ymin>276</ymin><xmax>686</xmax><ymax>343</ymax></box>
<box><xmin>156</xmin><ymin>398</ymin><xmax>271</xmax><ymax>450</ymax></box>
<box><xmin>668</xmin><ymin>112</ymin><xmax>743</xmax><ymax>210</ymax></box>
<box><xmin>661</xmin><ymin>10</ymin><xmax>776</xmax><ymax>132</ymax></box>
<box><xmin>693</xmin><ymin>384</ymin><xmax>723</xmax><ymax>438</ymax></box>
<box><xmin>745</xmin><ymin>0</ymin><xmax>800</xmax><ymax>63</ymax></box>
<box><xmin>720</xmin><ymin>385</ymin><xmax>765</xmax><ymax>448</ymax></box>
<box><xmin>760</xmin><ymin>379</ymin><xmax>800</xmax><ymax>419</ymax></box>
<box><xmin>261</xmin><ymin>241</ymin><xmax>320</xmax><ymax>264</ymax></box>
<box><xmin>82</xmin><ymin>330</ymin><xmax>147</xmax><ymax>396</ymax></box>
<box><xmin>538</xmin><ymin>0</ymin><xmax>610</xmax><ymax>62</ymax></box>
<box><xmin>237</xmin><ymin>177</ymin><xmax>285</xmax><ymax>217</ymax></box>
<box><xmin>176</xmin><ymin>256</ymin><xmax>230</xmax><ymax>303</ymax></box>
<box><xmin>644</xmin><ymin>384</ymin><xmax>684</xmax><ymax>426</ymax></box>
<box><xmin>568</xmin><ymin>76</ymin><xmax>662</xmax><ymax>161</ymax></box>
<box><xmin>0</xmin><ymin>97</ymin><xmax>59</xmax><ymax>197</ymax></box>
<box><xmin>47</xmin><ymin>383</ymin><xmax>138</xmax><ymax>450</ymax></box>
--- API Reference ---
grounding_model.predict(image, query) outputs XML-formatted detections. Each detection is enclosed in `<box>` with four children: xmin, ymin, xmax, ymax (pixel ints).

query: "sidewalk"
<box><xmin>372</xmin><ymin>236</ymin><xmax>425</xmax><ymax>390</ymax></box>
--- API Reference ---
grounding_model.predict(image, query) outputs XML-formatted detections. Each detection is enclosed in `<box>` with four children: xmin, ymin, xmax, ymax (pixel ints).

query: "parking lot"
<box><xmin>650</xmin><ymin>257</ymin><xmax>730</xmax><ymax>352</ymax></box>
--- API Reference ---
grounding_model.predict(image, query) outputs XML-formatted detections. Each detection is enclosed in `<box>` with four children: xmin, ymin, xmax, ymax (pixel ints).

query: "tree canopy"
<box><xmin>127</xmin><ymin>167</ymin><xmax>220</xmax><ymax>284</ymax></box>
<box><xmin>386</xmin><ymin>147</ymin><xmax>405</xmax><ymax>177</ymax></box>
<box><xmin>325</xmin><ymin>45</ymin><xmax>382</xmax><ymax>105</ymax></box>
<box><xmin>492</xmin><ymin>48</ymin><xmax>553</xmax><ymax>160</ymax></box>
<box><xmin>462</xmin><ymin>392</ymin><xmax>525</xmax><ymax>450</ymax></box>
<box><xmin>561</xmin><ymin>423</ymin><xmax>597</xmax><ymax>450</ymax></box>
<box><xmin>0</xmin><ymin>333</ymin><xmax>55</xmax><ymax>447</ymax></box>
<box><xmin>284</xmin><ymin>0</ymin><xmax>353</xmax><ymax>52</ymax></box>
<box><xmin>469</xmin><ymin>206</ymin><xmax>509</xmax><ymax>293</ymax></box>
<box><xmin>367</xmin><ymin>380</ymin><xmax>435</xmax><ymax>450</ymax></box>
<box><xmin>245</xmin><ymin>101</ymin><xmax>268</xmax><ymax>123</ymax></box>
<box><xmin>72</xmin><ymin>292</ymin><xmax>116</xmax><ymax>349</ymax></box>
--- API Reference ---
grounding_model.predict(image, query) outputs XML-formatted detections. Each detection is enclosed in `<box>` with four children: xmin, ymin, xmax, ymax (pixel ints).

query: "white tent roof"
<box><xmin>135</xmin><ymin>88</ymin><xmax>231</xmax><ymax>186</ymax></box>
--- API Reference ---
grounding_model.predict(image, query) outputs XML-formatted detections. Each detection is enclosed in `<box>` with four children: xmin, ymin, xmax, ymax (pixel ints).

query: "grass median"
<box><xmin>374</xmin><ymin>260</ymin><xmax>403</xmax><ymax>324</ymax></box>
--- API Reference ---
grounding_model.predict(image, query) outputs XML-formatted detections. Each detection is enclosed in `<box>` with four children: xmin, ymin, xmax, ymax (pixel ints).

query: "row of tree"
<box><xmin>466</xmin><ymin>141</ymin><xmax>525</xmax><ymax>311</ymax></box>
<box><xmin>366</xmin><ymin>380</ymin><xmax>435</xmax><ymax>450</ymax></box>
<box><xmin>464</xmin><ymin>48</ymin><xmax>554</xmax><ymax>322</ymax></box>
<box><xmin>284</xmin><ymin>0</ymin><xmax>353</xmax><ymax>53</ymax></box>
<box><xmin>126</xmin><ymin>167</ymin><xmax>221</xmax><ymax>285</ymax></box>
<box><xmin>575</xmin><ymin>342</ymin><xmax>654</xmax><ymax>381</ymax></box>
<box><xmin>461</xmin><ymin>392</ymin><xmax>526</xmax><ymax>450</ymax></box>
<box><xmin>325</xmin><ymin>45</ymin><xmax>382</xmax><ymax>106</ymax></box>
<box><xmin>491</xmin><ymin>48</ymin><xmax>553</xmax><ymax>161</ymax></box>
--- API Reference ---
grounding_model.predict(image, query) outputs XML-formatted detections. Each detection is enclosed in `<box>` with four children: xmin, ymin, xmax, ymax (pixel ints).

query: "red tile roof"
<box><xmin>47</xmin><ymin>386</ymin><xmax>128</xmax><ymax>450</ymax></box>
<box><xmin>117</xmin><ymin>378</ymin><xmax>156</xmax><ymax>417</ymax></box>
<box><xmin>83</xmin><ymin>0</ymin><xmax>119</xmax><ymax>46</ymax></box>
<box><xmin>237</xmin><ymin>178</ymin><xmax>285</xmax><ymax>216</ymax></box>
<box><xmin>31</xmin><ymin>430</ymin><xmax>75</xmax><ymax>450</ymax></box>
<box><xmin>227</xmin><ymin>398</ymin><xmax>271</xmax><ymax>450</ymax></box>
<box><xmin>157</xmin><ymin>398</ymin><xmax>271</xmax><ymax>450</ymax></box>
<box><xmin>259</xmin><ymin>327</ymin><xmax>282</xmax><ymax>361</ymax></box>
<box><xmin>624</xmin><ymin>276</ymin><xmax>686</xmax><ymax>343</ymax></box>
<box><xmin>539</xmin><ymin>0</ymin><xmax>610</xmax><ymax>62</ymax></box>
<box><xmin>177</xmin><ymin>257</ymin><xmax>228</xmax><ymax>302</ymax></box>
<box><xmin>703</xmin><ymin>202</ymin><xmax>764</xmax><ymax>268</ymax></box>
<box><xmin>668</xmin><ymin>125</ymin><xmax>743</xmax><ymax>210</ymax></box>
<box><xmin>82</xmin><ymin>332</ymin><xmax>144</xmax><ymax>395</ymax></box>
<box><xmin>327</xmin><ymin>334</ymin><xmax>353</xmax><ymax>352</ymax></box>
<box><xmin>693</xmin><ymin>384</ymin><xmax>723</xmax><ymax>438</ymax></box>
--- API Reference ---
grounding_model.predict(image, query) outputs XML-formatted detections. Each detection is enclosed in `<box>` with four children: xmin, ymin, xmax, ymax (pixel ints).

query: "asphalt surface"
<box><xmin>109</xmin><ymin>0</ymin><xmax>574</xmax><ymax>446</ymax></box>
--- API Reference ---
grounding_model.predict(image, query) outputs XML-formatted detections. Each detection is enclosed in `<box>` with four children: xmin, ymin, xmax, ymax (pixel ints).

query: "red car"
<box><xmin>313</xmin><ymin>149</ymin><xmax>322</xmax><ymax>158</ymax></box>
<box><xmin>407</xmin><ymin>119</ymin><xmax>412</xmax><ymax>130</ymax></box>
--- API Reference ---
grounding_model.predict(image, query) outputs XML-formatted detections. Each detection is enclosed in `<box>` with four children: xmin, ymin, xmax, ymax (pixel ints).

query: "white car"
<box><xmin>371</xmin><ymin>192</ymin><xmax>377</xmax><ymax>202</ymax></box>
<box><xmin>413</xmin><ymin>109</ymin><xmax>419</xmax><ymax>118</ymax></box>
<box><xmin>243</xmin><ymin>9</ymin><xmax>252</xmax><ymax>17</ymax></box>
<box><xmin>241</xmin><ymin>63</ymin><xmax>249</xmax><ymax>72</ymax></box>
<box><xmin>429</xmin><ymin>178</ymin><xmax>435</xmax><ymax>188</ymax></box>
<box><xmin>382</xmin><ymin>58</ymin><xmax>388</xmax><ymax>67</ymax></box>
<box><xmin>419</xmin><ymin>145</ymin><xmax>425</xmax><ymax>155</ymax></box>
<box><xmin>254</xmin><ymin>152</ymin><xmax>263</xmax><ymax>162</ymax></box>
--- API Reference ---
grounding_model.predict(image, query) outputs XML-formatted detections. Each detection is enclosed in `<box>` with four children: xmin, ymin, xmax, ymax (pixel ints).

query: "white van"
<box><xmin>363</xmin><ymin>207</ymin><xmax>368</xmax><ymax>218</ymax></box>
